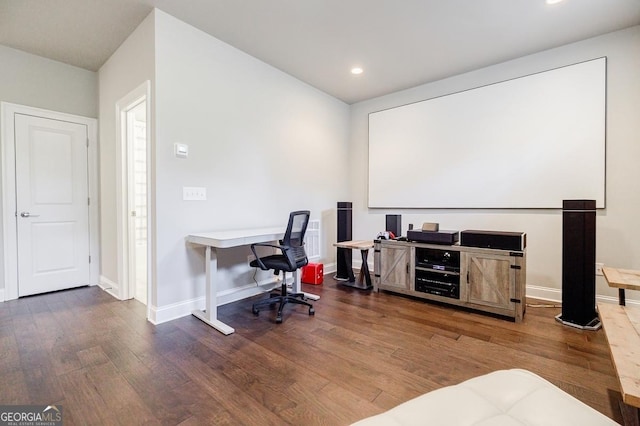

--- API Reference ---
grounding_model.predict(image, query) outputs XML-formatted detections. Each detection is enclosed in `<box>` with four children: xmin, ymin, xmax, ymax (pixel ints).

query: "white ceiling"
<box><xmin>1</xmin><ymin>0</ymin><xmax>639</xmax><ymax>104</ymax></box>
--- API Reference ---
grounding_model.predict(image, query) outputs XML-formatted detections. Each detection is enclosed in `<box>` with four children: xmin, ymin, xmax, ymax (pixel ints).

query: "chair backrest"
<box><xmin>283</xmin><ymin>210</ymin><xmax>310</xmax><ymax>268</ymax></box>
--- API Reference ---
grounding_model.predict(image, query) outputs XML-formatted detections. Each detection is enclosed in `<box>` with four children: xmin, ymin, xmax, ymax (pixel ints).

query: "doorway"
<box><xmin>115</xmin><ymin>81</ymin><xmax>151</xmax><ymax>311</ymax></box>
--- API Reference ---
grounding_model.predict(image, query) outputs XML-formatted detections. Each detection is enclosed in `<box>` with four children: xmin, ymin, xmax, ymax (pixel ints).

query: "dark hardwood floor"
<box><xmin>0</xmin><ymin>277</ymin><xmax>624</xmax><ymax>425</ymax></box>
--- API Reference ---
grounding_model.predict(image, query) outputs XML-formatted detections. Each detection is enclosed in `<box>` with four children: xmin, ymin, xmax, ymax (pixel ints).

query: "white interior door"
<box><xmin>15</xmin><ymin>114</ymin><xmax>90</xmax><ymax>296</ymax></box>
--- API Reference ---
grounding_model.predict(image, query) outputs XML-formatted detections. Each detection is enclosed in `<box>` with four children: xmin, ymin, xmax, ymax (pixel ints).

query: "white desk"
<box><xmin>187</xmin><ymin>227</ymin><xmax>320</xmax><ymax>335</ymax></box>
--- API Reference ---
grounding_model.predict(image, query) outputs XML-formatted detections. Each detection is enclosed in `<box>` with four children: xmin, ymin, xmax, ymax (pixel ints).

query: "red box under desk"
<box><xmin>301</xmin><ymin>263</ymin><xmax>323</xmax><ymax>285</ymax></box>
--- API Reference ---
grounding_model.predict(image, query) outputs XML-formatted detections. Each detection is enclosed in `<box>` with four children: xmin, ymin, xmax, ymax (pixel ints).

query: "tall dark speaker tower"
<box><xmin>556</xmin><ymin>199</ymin><xmax>600</xmax><ymax>330</ymax></box>
<box><xmin>336</xmin><ymin>202</ymin><xmax>352</xmax><ymax>280</ymax></box>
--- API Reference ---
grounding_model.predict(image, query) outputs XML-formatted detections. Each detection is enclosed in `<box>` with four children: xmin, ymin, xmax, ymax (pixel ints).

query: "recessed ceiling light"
<box><xmin>546</xmin><ymin>0</ymin><xmax>563</xmax><ymax>4</ymax></box>
<box><xmin>351</xmin><ymin>67</ymin><xmax>363</xmax><ymax>75</ymax></box>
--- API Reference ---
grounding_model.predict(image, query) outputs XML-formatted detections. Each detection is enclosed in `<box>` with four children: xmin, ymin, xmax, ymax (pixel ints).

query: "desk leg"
<box><xmin>292</xmin><ymin>269</ymin><xmax>320</xmax><ymax>301</ymax></box>
<box><xmin>346</xmin><ymin>250</ymin><xmax>356</xmax><ymax>282</ymax></box>
<box><xmin>619</xmin><ymin>288</ymin><xmax>626</xmax><ymax>306</ymax></box>
<box><xmin>338</xmin><ymin>248</ymin><xmax>372</xmax><ymax>291</ymax></box>
<box><xmin>192</xmin><ymin>245</ymin><xmax>235</xmax><ymax>335</ymax></box>
<box><xmin>359</xmin><ymin>249</ymin><xmax>372</xmax><ymax>289</ymax></box>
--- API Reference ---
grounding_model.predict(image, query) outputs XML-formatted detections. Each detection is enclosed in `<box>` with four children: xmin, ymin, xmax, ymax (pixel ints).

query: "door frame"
<box><xmin>115</xmin><ymin>81</ymin><xmax>152</xmax><ymax>314</ymax></box>
<box><xmin>1</xmin><ymin>102</ymin><xmax>99</xmax><ymax>301</ymax></box>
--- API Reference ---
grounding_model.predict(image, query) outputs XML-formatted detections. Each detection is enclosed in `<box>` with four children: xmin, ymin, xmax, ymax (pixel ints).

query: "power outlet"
<box><xmin>595</xmin><ymin>262</ymin><xmax>604</xmax><ymax>276</ymax></box>
<box><xmin>183</xmin><ymin>186</ymin><xmax>206</xmax><ymax>201</ymax></box>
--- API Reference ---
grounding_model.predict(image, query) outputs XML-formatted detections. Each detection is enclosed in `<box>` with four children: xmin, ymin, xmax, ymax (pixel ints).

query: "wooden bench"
<box><xmin>598</xmin><ymin>302</ymin><xmax>640</xmax><ymax>424</ymax></box>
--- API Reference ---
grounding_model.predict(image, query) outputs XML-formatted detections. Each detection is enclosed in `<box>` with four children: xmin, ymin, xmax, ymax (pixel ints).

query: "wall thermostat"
<box><xmin>174</xmin><ymin>143</ymin><xmax>188</xmax><ymax>158</ymax></box>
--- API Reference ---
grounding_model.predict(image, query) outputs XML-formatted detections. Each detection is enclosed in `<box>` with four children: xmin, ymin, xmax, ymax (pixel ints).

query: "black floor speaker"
<box><xmin>336</xmin><ymin>202</ymin><xmax>352</xmax><ymax>280</ymax></box>
<box><xmin>385</xmin><ymin>214</ymin><xmax>401</xmax><ymax>238</ymax></box>
<box><xmin>556</xmin><ymin>199</ymin><xmax>600</xmax><ymax>330</ymax></box>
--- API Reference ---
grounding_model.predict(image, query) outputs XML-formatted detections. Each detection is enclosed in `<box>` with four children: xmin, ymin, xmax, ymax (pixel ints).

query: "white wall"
<box><xmin>97</xmin><ymin>11</ymin><xmax>155</xmax><ymax>300</ymax></box>
<box><xmin>0</xmin><ymin>45</ymin><xmax>97</xmax><ymax>296</ymax></box>
<box><xmin>350</xmin><ymin>26</ymin><xmax>640</xmax><ymax>303</ymax></box>
<box><xmin>152</xmin><ymin>11</ymin><xmax>349</xmax><ymax>316</ymax></box>
<box><xmin>96</xmin><ymin>9</ymin><xmax>348</xmax><ymax>322</ymax></box>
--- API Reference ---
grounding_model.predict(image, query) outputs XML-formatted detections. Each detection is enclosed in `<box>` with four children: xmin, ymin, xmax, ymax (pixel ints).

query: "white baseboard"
<box><xmin>0</xmin><ymin>288</ymin><xmax>4</xmax><ymax>302</ymax></box>
<box><xmin>151</xmin><ymin>277</ymin><xmax>280</xmax><ymax>325</ymax></box>
<box><xmin>525</xmin><ymin>284</ymin><xmax>640</xmax><ymax>307</ymax></box>
<box><xmin>105</xmin><ymin>261</ymin><xmax>640</xmax><ymax>324</ymax></box>
<box><xmin>525</xmin><ymin>285</ymin><xmax>562</xmax><ymax>303</ymax></box>
<box><xmin>99</xmin><ymin>275</ymin><xmax>120</xmax><ymax>299</ymax></box>
<box><xmin>148</xmin><ymin>297</ymin><xmax>202</xmax><ymax>325</ymax></box>
<box><xmin>149</xmin><ymin>265</ymin><xmax>345</xmax><ymax>325</ymax></box>
<box><xmin>322</xmin><ymin>262</ymin><xmax>337</xmax><ymax>275</ymax></box>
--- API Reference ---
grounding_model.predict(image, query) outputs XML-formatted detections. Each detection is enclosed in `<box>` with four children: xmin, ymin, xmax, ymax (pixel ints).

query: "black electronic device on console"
<box><xmin>414</xmin><ymin>247</ymin><xmax>460</xmax><ymax>299</ymax></box>
<box><xmin>407</xmin><ymin>229</ymin><xmax>459</xmax><ymax>245</ymax></box>
<box><xmin>460</xmin><ymin>230</ymin><xmax>526</xmax><ymax>251</ymax></box>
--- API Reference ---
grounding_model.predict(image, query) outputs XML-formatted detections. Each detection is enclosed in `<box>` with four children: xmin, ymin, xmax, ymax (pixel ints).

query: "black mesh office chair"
<box><xmin>250</xmin><ymin>210</ymin><xmax>315</xmax><ymax>323</ymax></box>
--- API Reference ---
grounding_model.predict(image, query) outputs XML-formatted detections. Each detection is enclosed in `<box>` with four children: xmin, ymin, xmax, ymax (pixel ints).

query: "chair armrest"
<box><xmin>250</xmin><ymin>242</ymin><xmax>291</xmax><ymax>270</ymax></box>
<box><xmin>251</xmin><ymin>242</ymin><xmax>283</xmax><ymax>251</ymax></box>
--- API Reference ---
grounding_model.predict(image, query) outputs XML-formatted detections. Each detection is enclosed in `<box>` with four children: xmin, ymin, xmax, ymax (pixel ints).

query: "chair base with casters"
<box><xmin>252</xmin><ymin>271</ymin><xmax>315</xmax><ymax>323</ymax></box>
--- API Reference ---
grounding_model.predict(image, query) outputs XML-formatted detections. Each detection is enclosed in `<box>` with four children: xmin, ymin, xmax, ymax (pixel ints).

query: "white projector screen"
<box><xmin>368</xmin><ymin>57</ymin><xmax>606</xmax><ymax>209</ymax></box>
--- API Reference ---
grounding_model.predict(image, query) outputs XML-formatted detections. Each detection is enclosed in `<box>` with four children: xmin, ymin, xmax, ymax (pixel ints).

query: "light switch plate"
<box><xmin>183</xmin><ymin>186</ymin><xmax>206</xmax><ymax>200</ymax></box>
